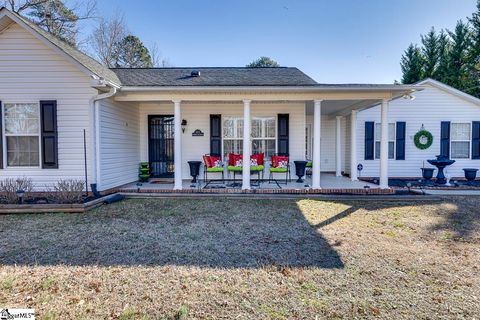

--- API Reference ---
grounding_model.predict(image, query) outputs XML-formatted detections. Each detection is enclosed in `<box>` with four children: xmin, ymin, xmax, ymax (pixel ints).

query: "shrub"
<box><xmin>48</xmin><ymin>179</ymin><xmax>85</xmax><ymax>204</ymax></box>
<box><xmin>0</xmin><ymin>177</ymin><xmax>34</xmax><ymax>204</ymax></box>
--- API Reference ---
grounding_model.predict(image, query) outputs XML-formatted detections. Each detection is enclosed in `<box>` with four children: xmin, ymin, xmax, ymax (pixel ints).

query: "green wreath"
<box><xmin>414</xmin><ymin>130</ymin><xmax>433</xmax><ymax>150</ymax></box>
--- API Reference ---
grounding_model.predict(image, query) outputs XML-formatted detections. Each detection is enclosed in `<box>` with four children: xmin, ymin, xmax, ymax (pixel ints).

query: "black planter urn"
<box><xmin>421</xmin><ymin>168</ymin><xmax>435</xmax><ymax>180</ymax></box>
<box><xmin>188</xmin><ymin>161</ymin><xmax>202</xmax><ymax>183</ymax></box>
<box><xmin>463</xmin><ymin>168</ymin><xmax>478</xmax><ymax>182</ymax></box>
<box><xmin>294</xmin><ymin>161</ymin><xmax>308</xmax><ymax>183</ymax></box>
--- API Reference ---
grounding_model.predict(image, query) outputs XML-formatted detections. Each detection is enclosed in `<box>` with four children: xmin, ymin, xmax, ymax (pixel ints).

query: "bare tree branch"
<box><xmin>88</xmin><ymin>11</ymin><xmax>128</xmax><ymax>67</ymax></box>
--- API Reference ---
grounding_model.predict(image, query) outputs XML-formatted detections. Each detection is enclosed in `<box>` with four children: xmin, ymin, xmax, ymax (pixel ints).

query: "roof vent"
<box><xmin>191</xmin><ymin>70</ymin><xmax>201</xmax><ymax>77</ymax></box>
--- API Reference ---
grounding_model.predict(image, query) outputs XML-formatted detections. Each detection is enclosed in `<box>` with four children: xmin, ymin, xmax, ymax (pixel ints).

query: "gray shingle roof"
<box><xmin>2</xmin><ymin>8</ymin><xmax>121</xmax><ymax>86</ymax></box>
<box><xmin>110</xmin><ymin>67</ymin><xmax>318</xmax><ymax>87</ymax></box>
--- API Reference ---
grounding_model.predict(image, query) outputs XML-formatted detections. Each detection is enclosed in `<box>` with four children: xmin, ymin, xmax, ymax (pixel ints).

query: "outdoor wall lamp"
<box><xmin>181</xmin><ymin>119</ymin><xmax>188</xmax><ymax>133</ymax></box>
<box><xmin>16</xmin><ymin>189</ymin><xmax>25</xmax><ymax>204</ymax></box>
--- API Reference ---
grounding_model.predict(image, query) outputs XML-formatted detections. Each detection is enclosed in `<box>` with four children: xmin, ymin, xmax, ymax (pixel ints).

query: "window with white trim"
<box><xmin>451</xmin><ymin>123</ymin><xmax>471</xmax><ymax>159</ymax></box>
<box><xmin>223</xmin><ymin>117</ymin><xmax>244</xmax><ymax>158</ymax></box>
<box><xmin>374</xmin><ymin>123</ymin><xmax>395</xmax><ymax>159</ymax></box>
<box><xmin>222</xmin><ymin>116</ymin><xmax>276</xmax><ymax>158</ymax></box>
<box><xmin>252</xmin><ymin>117</ymin><xmax>276</xmax><ymax>158</ymax></box>
<box><xmin>3</xmin><ymin>103</ymin><xmax>41</xmax><ymax>167</ymax></box>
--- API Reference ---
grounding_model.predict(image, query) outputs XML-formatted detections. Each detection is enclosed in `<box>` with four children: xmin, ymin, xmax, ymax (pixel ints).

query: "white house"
<box><xmin>353</xmin><ymin>79</ymin><xmax>480</xmax><ymax>180</ymax></box>
<box><xmin>0</xmin><ymin>7</ymin><xmax>478</xmax><ymax>194</ymax></box>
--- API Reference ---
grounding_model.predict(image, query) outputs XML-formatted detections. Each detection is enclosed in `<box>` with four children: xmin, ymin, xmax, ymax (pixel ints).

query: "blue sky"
<box><xmin>91</xmin><ymin>0</ymin><xmax>476</xmax><ymax>84</ymax></box>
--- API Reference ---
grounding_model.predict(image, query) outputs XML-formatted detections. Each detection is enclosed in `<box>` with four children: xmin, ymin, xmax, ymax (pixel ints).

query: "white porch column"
<box><xmin>350</xmin><ymin>110</ymin><xmax>358</xmax><ymax>181</ymax></box>
<box><xmin>335</xmin><ymin>115</ymin><xmax>342</xmax><ymax>177</ymax></box>
<box><xmin>312</xmin><ymin>100</ymin><xmax>322</xmax><ymax>189</ymax></box>
<box><xmin>379</xmin><ymin>99</ymin><xmax>389</xmax><ymax>189</ymax></box>
<box><xmin>173</xmin><ymin>100</ymin><xmax>182</xmax><ymax>190</ymax></box>
<box><xmin>242</xmin><ymin>100</ymin><xmax>251</xmax><ymax>190</ymax></box>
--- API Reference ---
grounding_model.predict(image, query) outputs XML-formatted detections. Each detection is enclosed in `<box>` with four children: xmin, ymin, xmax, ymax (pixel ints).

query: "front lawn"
<box><xmin>0</xmin><ymin>197</ymin><xmax>479</xmax><ymax>319</ymax></box>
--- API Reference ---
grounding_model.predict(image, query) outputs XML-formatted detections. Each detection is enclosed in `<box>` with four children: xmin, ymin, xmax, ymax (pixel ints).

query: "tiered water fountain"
<box><xmin>427</xmin><ymin>155</ymin><xmax>455</xmax><ymax>185</ymax></box>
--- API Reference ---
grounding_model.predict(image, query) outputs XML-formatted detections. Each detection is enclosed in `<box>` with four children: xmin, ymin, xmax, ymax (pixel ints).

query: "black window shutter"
<box><xmin>396</xmin><ymin>122</ymin><xmax>406</xmax><ymax>160</ymax></box>
<box><xmin>40</xmin><ymin>100</ymin><xmax>58</xmax><ymax>168</ymax></box>
<box><xmin>0</xmin><ymin>101</ymin><xmax>3</xmax><ymax>169</ymax></box>
<box><xmin>440</xmin><ymin>121</ymin><xmax>451</xmax><ymax>158</ymax></box>
<box><xmin>472</xmin><ymin>121</ymin><xmax>480</xmax><ymax>159</ymax></box>
<box><xmin>364</xmin><ymin>121</ymin><xmax>374</xmax><ymax>160</ymax></box>
<box><xmin>277</xmin><ymin>114</ymin><xmax>289</xmax><ymax>156</ymax></box>
<box><xmin>210</xmin><ymin>114</ymin><xmax>221</xmax><ymax>156</ymax></box>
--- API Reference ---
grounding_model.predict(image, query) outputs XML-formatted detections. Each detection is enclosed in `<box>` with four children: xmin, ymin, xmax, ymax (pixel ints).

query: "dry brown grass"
<box><xmin>0</xmin><ymin>197</ymin><xmax>479</xmax><ymax>319</ymax></box>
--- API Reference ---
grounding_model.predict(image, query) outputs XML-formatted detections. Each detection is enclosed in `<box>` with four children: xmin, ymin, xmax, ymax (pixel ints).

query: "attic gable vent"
<box><xmin>191</xmin><ymin>70</ymin><xmax>201</xmax><ymax>77</ymax></box>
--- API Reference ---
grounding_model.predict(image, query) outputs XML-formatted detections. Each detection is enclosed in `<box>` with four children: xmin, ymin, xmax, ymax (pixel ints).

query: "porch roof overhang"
<box><xmin>113</xmin><ymin>84</ymin><xmax>422</xmax><ymax>116</ymax></box>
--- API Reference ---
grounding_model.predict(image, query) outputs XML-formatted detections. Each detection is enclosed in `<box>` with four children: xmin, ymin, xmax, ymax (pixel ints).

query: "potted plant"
<box><xmin>139</xmin><ymin>162</ymin><xmax>150</xmax><ymax>182</ymax></box>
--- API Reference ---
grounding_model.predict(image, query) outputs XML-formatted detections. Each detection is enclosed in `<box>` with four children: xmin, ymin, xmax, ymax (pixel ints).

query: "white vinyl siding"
<box><xmin>98</xmin><ymin>98</ymin><xmax>140</xmax><ymax>190</ymax></box>
<box><xmin>356</xmin><ymin>84</ymin><xmax>480</xmax><ymax>178</ymax></box>
<box><xmin>0</xmin><ymin>22</ymin><xmax>96</xmax><ymax>190</ymax></box>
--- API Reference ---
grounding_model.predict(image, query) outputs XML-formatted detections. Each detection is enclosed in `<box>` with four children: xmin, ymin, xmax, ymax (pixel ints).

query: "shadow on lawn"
<box><xmin>1</xmin><ymin>197</ymin><xmax>476</xmax><ymax>268</ymax></box>
<box><xmin>0</xmin><ymin>199</ymin><xmax>346</xmax><ymax>268</ymax></box>
<box><xmin>427</xmin><ymin>196</ymin><xmax>480</xmax><ymax>240</ymax></box>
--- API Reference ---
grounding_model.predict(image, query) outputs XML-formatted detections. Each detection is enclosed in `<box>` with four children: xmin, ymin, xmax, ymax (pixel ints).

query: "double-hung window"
<box><xmin>451</xmin><ymin>123</ymin><xmax>471</xmax><ymax>159</ymax></box>
<box><xmin>251</xmin><ymin>117</ymin><xmax>276</xmax><ymax>158</ymax></box>
<box><xmin>223</xmin><ymin>117</ymin><xmax>244</xmax><ymax>157</ymax></box>
<box><xmin>374</xmin><ymin>123</ymin><xmax>395</xmax><ymax>159</ymax></box>
<box><xmin>222</xmin><ymin>116</ymin><xmax>276</xmax><ymax>158</ymax></box>
<box><xmin>3</xmin><ymin>103</ymin><xmax>41</xmax><ymax>167</ymax></box>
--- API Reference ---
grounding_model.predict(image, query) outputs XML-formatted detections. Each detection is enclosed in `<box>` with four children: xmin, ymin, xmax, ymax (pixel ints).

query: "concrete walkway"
<box><xmin>423</xmin><ymin>189</ymin><xmax>480</xmax><ymax>196</ymax></box>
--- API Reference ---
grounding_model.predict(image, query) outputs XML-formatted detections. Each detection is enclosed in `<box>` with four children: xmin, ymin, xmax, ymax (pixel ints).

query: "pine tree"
<box><xmin>401</xmin><ymin>44</ymin><xmax>424</xmax><ymax>84</ymax></box>
<box><xmin>446</xmin><ymin>20</ymin><xmax>472</xmax><ymax>91</ymax></box>
<box><xmin>112</xmin><ymin>35</ymin><xmax>153</xmax><ymax>68</ymax></box>
<box><xmin>246</xmin><ymin>57</ymin><xmax>280</xmax><ymax>67</ymax></box>
<box><xmin>467</xmin><ymin>0</ymin><xmax>480</xmax><ymax>96</ymax></box>
<box><xmin>435</xmin><ymin>30</ymin><xmax>451</xmax><ymax>83</ymax></box>
<box><xmin>27</xmin><ymin>0</ymin><xmax>79</xmax><ymax>46</ymax></box>
<box><xmin>421</xmin><ymin>27</ymin><xmax>439</xmax><ymax>78</ymax></box>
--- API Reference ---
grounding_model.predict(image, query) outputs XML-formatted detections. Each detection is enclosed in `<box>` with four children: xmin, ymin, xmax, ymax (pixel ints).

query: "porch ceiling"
<box><xmin>114</xmin><ymin>84</ymin><xmax>422</xmax><ymax>116</ymax></box>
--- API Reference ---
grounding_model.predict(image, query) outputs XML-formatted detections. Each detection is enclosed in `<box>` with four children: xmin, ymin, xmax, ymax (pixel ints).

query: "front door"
<box><xmin>148</xmin><ymin>115</ymin><xmax>175</xmax><ymax>178</ymax></box>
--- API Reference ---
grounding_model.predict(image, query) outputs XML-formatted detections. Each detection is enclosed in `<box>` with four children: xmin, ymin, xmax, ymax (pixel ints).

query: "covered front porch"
<box><xmin>95</xmin><ymin>79</ymin><xmax>418</xmax><ymax>194</ymax></box>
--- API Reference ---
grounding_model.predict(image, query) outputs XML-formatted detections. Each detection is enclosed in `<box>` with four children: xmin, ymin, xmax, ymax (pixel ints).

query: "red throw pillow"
<box><xmin>272</xmin><ymin>155</ymin><xmax>289</xmax><ymax>168</ymax></box>
<box><xmin>210</xmin><ymin>156</ymin><xmax>221</xmax><ymax>167</ymax></box>
<box><xmin>228</xmin><ymin>153</ymin><xmax>241</xmax><ymax>166</ymax></box>
<box><xmin>251</xmin><ymin>153</ymin><xmax>264</xmax><ymax>166</ymax></box>
<box><xmin>203</xmin><ymin>155</ymin><xmax>212</xmax><ymax>167</ymax></box>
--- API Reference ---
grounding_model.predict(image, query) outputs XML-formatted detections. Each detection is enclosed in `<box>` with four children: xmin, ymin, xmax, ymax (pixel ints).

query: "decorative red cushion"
<box><xmin>228</xmin><ymin>153</ymin><xmax>242</xmax><ymax>166</ymax></box>
<box><xmin>272</xmin><ymin>155</ymin><xmax>289</xmax><ymax>168</ymax></box>
<box><xmin>210</xmin><ymin>156</ymin><xmax>222</xmax><ymax>167</ymax></box>
<box><xmin>251</xmin><ymin>153</ymin><xmax>264</xmax><ymax>166</ymax></box>
<box><xmin>204</xmin><ymin>155</ymin><xmax>222</xmax><ymax>168</ymax></box>
<box><xmin>203</xmin><ymin>155</ymin><xmax>212</xmax><ymax>167</ymax></box>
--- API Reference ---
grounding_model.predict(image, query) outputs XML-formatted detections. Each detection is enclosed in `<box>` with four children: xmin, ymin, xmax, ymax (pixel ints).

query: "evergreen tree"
<box><xmin>112</xmin><ymin>35</ymin><xmax>153</xmax><ymax>68</ymax></box>
<box><xmin>5</xmin><ymin>0</ymin><xmax>96</xmax><ymax>47</ymax></box>
<box><xmin>27</xmin><ymin>0</ymin><xmax>78</xmax><ymax>46</ymax></box>
<box><xmin>421</xmin><ymin>27</ymin><xmax>439</xmax><ymax>78</ymax></box>
<box><xmin>400</xmin><ymin>44</ymin><xmax>424</xmax><ymax>84</ymax></box>
<box><xmin>246</xmin><ymin>56</ymin><xmax>280</xmax><ymax>67</ymax></box>
<box><xmin>435</xmin><ymin>30</ymin><xmax>451</xmax><ymax>83</ymax></box>
<box><xmin>446</xmin><ymin>20</ymin><xmax>472</xmax><ymax>90</ymax></box>
<box><xmin>467</xmin><ymin>0</ymin><xmax>480</xmax><ymax>96</ymax></box>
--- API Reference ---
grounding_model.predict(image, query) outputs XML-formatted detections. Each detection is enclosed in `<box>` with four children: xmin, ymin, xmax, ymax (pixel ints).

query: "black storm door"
<box><xmin>148</xmin><ymin>115</ymin><xmax>175</xmax><ymax>178</ymax></box>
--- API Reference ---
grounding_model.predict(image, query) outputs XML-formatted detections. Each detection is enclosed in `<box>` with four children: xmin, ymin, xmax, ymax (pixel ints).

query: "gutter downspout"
<box><xmin>89</xmin><ymin>84</ymin><xmax>118</xmax><ymax>191</ymax></box>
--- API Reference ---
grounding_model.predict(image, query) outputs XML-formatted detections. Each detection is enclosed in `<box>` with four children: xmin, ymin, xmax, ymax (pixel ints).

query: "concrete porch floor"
<box><xmin>119</xmin><ymin>173</ymin><xmax>379</xmax><ymax>192</ymax></box>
